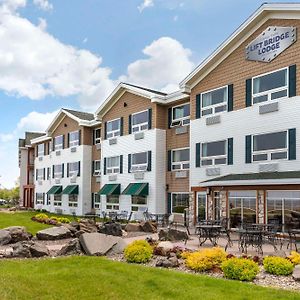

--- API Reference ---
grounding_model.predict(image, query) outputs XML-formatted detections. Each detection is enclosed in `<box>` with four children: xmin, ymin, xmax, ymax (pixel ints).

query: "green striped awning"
<box><xmin>47</xmin><ymin>185</ymin><xmax>62</xmax><ymax>195</ymax></box>
<box><xmin>122</xmin><ymin>183</ymin><xmax>149</xmax><ymax>196</ymax></box>
<box><xmin>98</xmin><ymin>184</ymin><xmax>121</xmax><ymax>195</ymax></box>
<box><xmin>62</xmin><ymin>185</ymin><xmax>79</xmax><ymax>195</ymax></box>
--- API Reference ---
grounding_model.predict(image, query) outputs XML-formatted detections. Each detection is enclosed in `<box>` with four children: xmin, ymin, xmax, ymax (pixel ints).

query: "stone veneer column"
<box><xmin>257</xmin><ymin>190</ymin><xmax>265</xmax><ymax>224</ymax></box>
<box><xmin>220</xmin><ymin>190</ymin><xmax>227</xmax><ymax>218</ymax></box>
<box><xmin>188</xmin><ymin>192</ymin><xmax>194</xmax><ymax>227</ymax></box>
<box><xmin>207</xmin><ymin>194</ymin><xmax>213</xmax><ymax>220</ymax></box>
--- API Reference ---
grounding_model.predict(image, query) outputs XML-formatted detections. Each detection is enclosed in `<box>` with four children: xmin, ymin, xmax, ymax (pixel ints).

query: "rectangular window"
<box><xmin>93</xmin><ymin>193</ymin><xmax>101</xmax><ymax>209</ymax></box>
<box><xmin>54</xmin><ymin>135</ymin><xmax>63</xmax><ymax>150</ymax></box>
<box><xmin>252</xmin><ymin>131</ymin><xmax>288</xmax><ymax>162</ymax></box>
<box><xmin>54</xmin><ymin>164</ymin><xmax>63</xmax><ymax>178</ymax></box>
<box><xmin>69</xmin><ymin>131</ymin><xmax>79</xmax><ymax>147</ymax></box>
<box><xmin>201</xmin><ymin>140</ymin><xmax>227</xmax><ymax>166</ymax></box>
<box><xmin>68</xmin><ymin>162</ymin><xmax>80</xmax><ymax>177</ymax></box>
<box><xmin>201</xmin><ymin>86</ymin><xmax>227</xmax><ymax>116</ymax></box>
<box><xmin>132</xmin><ymin>110</ymin><xmax>149</xmax><ymax>133</ymax></box>
<box><xmin>107</xmin><ymin>119</ymin><xmax>121</xmax><ymax>139</ymax></box>
<box><xmin>47</xmin><ymin>167</ymin><xmax>51</xmax><ymax>180</ymax></box>
<box><xmin>54</xmin><ymin>194</ymin><xmax>62</xmax><ymax>207</ymax></box>
<box><xmin>172</xmin><ymin>193</ymin><xmax>189</xmax><ymax>214</ymax></box>
<box><xmin>93</xmin><ymin>160</ymin><xmax>101</xmax><ymax>176</ymax></box>
<box><xmin>94</xmin><ymin>128</ymin><xmax>101</xmax><ymax>144</ymax></box>
<box><xmin>106</xmin><ymin>156</ymin><xmax>120</xmax><ymax>174</ymax></box>
<box><xmin>37</xmin><ymin>144</ymin><xmax>44</xmax><ymax>157</ymax></box>
<box><xmin>131</xmin><ymin>151</ymin><xmax>148</xmax><ymax>172</ymax></box>
<box><xmin>47</xmin><ymin>194</ymin><xmax>50</xmax><ymax>205</ymax></box>
<box><xmin>171</xmin><ymin>103</ymin><xmax>190</xmax><ymax>126</ymax></box>
<box><xmin>36</xmin><ymin>169</ymin><xmax>44</xmax><ymax>181</ymax></box>
<box><xmin>36</xmin><ymin>193</ymin><xmax>44</xmax><ymax>205</ymax></box>
<box><xmin>252</xmin><ymin>68</ymin><xmax>288</xmax><ymax>104</ymax></box>
<box><xmin>172</xmin><ymin>148</ymin><xmax>190</xmax><ymax>170</ymax></box>
<box><xmin>106</xmin><ymin>195</ymin><xmax>119</xmax><ymax>210</ymax></box>
<box><xmin>131</xmin><ymin>196</ymin><xmax>147</xmax><ymax>211</ymax></box>
<box><xmin>68</xmin><ymin>195</ymin><xmax>78</xmax><ymax>207</ymax></box>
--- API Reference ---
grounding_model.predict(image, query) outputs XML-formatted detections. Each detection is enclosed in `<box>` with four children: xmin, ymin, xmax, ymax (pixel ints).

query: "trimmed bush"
<box><xmin>288</xmin><ymin>251</ymin><xmax>300</xmax><ymax>266</ymax></box>
<box><xmin>34</xmin><ymin>213</ymin><xmax>49</xmax><ymax>221</ymax></box>
<box><xmin>185</xmin><ymin>247</ymin><xmax>227</xmax><ymax>272</ymax></box>
<box><xmin>124</xmin><ymin>240</ymin><xmax>153</xmax><ymax>264</ymax></box>
<box><xmin>263</xmin><ymin>256</ymin><xmax>293</xmax><ymax>276</ymax></box>
<box><xmin>57</xmin><ymin>217</ymin><xmax>71</xmax><ymax>224</ymax></box>
<box><xmin>221</xmin><ymin>258</ymin><xmax>259</xmax><ymax>281</ymax></box>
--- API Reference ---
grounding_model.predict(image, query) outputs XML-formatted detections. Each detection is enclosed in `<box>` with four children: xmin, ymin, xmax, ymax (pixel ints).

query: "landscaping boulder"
<box><xmin>36</xmin><ymin>226</ymin><xmax>71</xmax><ymax>240</ymax></box>
<box><xmin>293</xmin><ymin>265</ymin><xmax>300</xmax><ymax>281</ymax></box>
<box><xmin>79</xmin><ymin>219</ymin><xmax>98</xmax><ymax>233</ymax></box>
<box><xmin>156</xmin><ymin>241</ymin><xmax>174</xmax><ymax>256</ymax></box>
<box><xmin>63</xmin><ymin>224</ymin><xmax>79</xmax><ymax>236</ymax></box>
<box><xmin>29</xmin><ymin>242</ymin><xmax>49</xmax><ymax>257</ymax></box>
<box><xmin>79</xmin><ymin>232</ymin><xmax>121</xmax><ymax>256</ymax></box>
<box><xmin>12</xmin><ymin>241</ymin><xmax>32</xmax><ymax>258</ymax></box>
<box><xmin>140</xmin><ymin>221</ymin><xmax>157</xmax><ymax>233</ymax></box>
<box><xmin>156</xmin><ymin>254</ymin><xmax>179</xmax><ymax>268</ymax></box>
<box><xmin>99</xmin><ymin>222</ymin><xmax>123</xmax><ymax>236</ymax></box>
<box><xmin>57</xmin><ymin>238</ymin><xmax>82</xmax><ymax>256</ymax></box>
<box><xmin>0</xmin><ymin>230</ymin><xmax>11</xmax><ymax>245</ymax></box>
<box><xmin>106</xmin><ymin>239</ymin><xmax>127</xmax><ymax>255</ymax></box>
<box><xmin>3</xmin><ymin>226</ymin><xmax>32</xmax><ymax>243</ymax></box>
<box><xmin>125</xmin><ymin>223</ymin><xmax>143</xmax><ymax>232</ymax></box>
<box><xmin>158</xmin><ymin>229</ymin><xmax>188</xmax><ymax>242</ymax></box>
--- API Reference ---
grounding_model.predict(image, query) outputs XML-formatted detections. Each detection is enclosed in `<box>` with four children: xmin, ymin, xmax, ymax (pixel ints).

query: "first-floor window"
<box><xmin>106</xmin><ymin>195</ymin><xmax>119</xmax><ymax>210</ymax></box>
<box><xmin>93</xmin><ymin>160</ymin><xmax>101</xmax><ymax>176</ymax></box>
<box><xmin>36</xmin><ymin>193</ymin><xmax>44</xmax><ymax>205</ymax></box>
<box><xmin>68</xmin><ymin>162</ymin><xmax>80</xmax><ymax>177</ymax></box>
<box><xmin>131</xmin><ymin>196</ymin><xmax>147</xmax><ymax>211</ymax></box>
<box><xmin>201</xmin><ymin>140</ymin><xmax>227</xmax><ymax>166</ymax></box>
<box><xmin>172</xmin><ymin>193</ymin><xmax>189</xmax><ymax>214</ymax></box>
<box><xmin>47</xmin><ymin>194</ymin><xmax>51</xmax><ymax>205</ymax></box>
<box><xmin>252</xmin><ymin>131</ymin><xmax>287</xmax><ymax>162</ymax></box>
<box><xmin>93</xmin><ymin>193</ymin><xmax>101</xmax><ymax>209</ymax></box>
<box><xmin>69</xmin><ymin>195</ymin><xmax>78</xmax><ymax>207</ymax></box>
<box><xmin>106</xmin><ymin>156</ymin><xmax>120</xmax><ymax>174</ymax></box>
<box><xmin>54</xmin><ymin>194</ymin><xmax>62</xmax><ymax>206</ymax></box>
<box><xmin>172</xmin><ymin>148</ymin><xmax>190</xmax><ymax>170</ymax></box>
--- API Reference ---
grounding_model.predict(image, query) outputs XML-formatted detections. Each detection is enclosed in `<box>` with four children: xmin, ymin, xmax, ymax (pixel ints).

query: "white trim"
<box><xmin>171</xmin><ymin>147</ymin><xmax>190</xmax><ymax>171</ymax></box>
<box><xmin>106</xmin><ymin>118</ymin><xmax>121</xmax><ymax>139</ymax></box>
<box><xmin>131</xmin><ymin>109</ymin><xmax>149</xmax><ymax>133</ymax></box>
<box><xmin>201</xmin><ymin>139</ymin><xmax>227</xmax><ymax>167</ymax></box>
<box><xmin>171</xmin><ymin>102</ymin><xmax>190</xmax><ymax>127</ymax></box>
<box><xmin>93</xmin><ymin>160</ymin><xmax>101</xmax><ymax>176</ymax></box>
<box><xmin>106</xmin><ymin>156</ymin><xmax>120</xmax><ymax>174</ymax></box>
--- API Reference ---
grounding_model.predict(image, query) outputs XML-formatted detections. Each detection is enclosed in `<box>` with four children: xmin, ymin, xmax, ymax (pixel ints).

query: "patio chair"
<box><xmin>220</xmin><ymin>218</ymin><xmax>232</xmax><ymax>250</ymax></box>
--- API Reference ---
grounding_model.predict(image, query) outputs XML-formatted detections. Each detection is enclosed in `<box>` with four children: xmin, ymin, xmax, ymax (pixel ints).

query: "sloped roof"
<box><xmin>62</xmin><ymin>108</ymin><xmax>94</xmax><ymax>121</ymax></box>
<box><xmin>124</xmin><ymin>83</ymin><xmax>167</xmax><ymax>96</ymax></box>
<box><xmin>19</xmin><ymin>132</ymin><xmax>45</xmax><ymax>147</ymax></box>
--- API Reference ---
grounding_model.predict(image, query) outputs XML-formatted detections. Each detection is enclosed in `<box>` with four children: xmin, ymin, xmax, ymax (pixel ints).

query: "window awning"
<box><xmin>62</xmin><ymin>185</ymin><xmax>79</xmax><ymax>195</ymax></box>
<box><xmin>98</xmin><ymin>184</ymin><xmax>121</xmax><ymax>195</ymax></box>
<box><xmin>122</xmin><ymin>183</ymin><xmax>149</xmax><ymax>196</ymax></box>
<box><xmin>47</xmin><ymin>185</ymin><xmax>62</xmax><ymax>195</ymax></box>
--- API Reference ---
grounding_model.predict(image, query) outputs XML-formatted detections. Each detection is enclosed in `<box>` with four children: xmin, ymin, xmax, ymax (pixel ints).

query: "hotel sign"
<box><xmin>245</xmin><ymin>26</ymin><xmax>297</xmax><ymax>63</ymax></box>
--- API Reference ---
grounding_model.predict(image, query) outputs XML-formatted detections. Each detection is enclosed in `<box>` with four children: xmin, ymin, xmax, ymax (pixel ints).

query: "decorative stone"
<box><xmin>140</xmin><ymin>221</ymin><xmax>157</xmax><ymax>233</ymax></box>
<box><xmin>125</xmin><ymin>223</ymin><xmax>143</xmax><ymax>232</ymax></box>
<box><xmin>29</xmin><ymin>243</ymin><xmax>49</xmax><ymax>257</ymax></box>
<box><xmin>293</xmin><ymin>265</ymin><xmax>300</xmax><ymax>281</ymax></box>
<box><xmin>12</xmin><ymin>242</ymin><xmax>32</xmax><ymax>258</ymax></box>
<box><xmin>157</xmin><ymin>241</ymin><xmax>174</xmax><ymax>254</ymax></box>
<box><xmin>99</xmin><ymin>222</ymin><xmax>123</xmax><ymax>236</ymax></box>
<box><xmin>36</xmin><ymin>226</ymin><xmax>72</xmax><ymax>240</ymax></box>
<box><xmin>3</xmin><ymin>226</ymin><xmax>32</xmax><ymax>243</ymax></box>
<box><xmin>0</xmin><ymin>230</ymin><xmax>11</xmax><ymax>245</ymax></box>
<box><xmin>57</xmin><ymin>238</ymin><xmax>82</xmax><ymax>256</ymax></box>
<box><xmin>158</xmin><ymin>229</ymin><xmax>188</xmax><ymax>242</ymax></box>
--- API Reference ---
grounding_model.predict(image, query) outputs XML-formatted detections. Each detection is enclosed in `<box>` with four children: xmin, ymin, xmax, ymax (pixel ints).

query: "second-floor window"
<box><xmin>252</xmin><ymin>68</ymin><xmax>288</xmax><ymax>104</ymax></box>
<box><xmin>132</xmin><ymin>110</ymin><xmax>149</xmax><ymax>133</ymax></box>
<box><xmin>54</xmin><ymin>135</ymin><xmax>64</xmax><ymax>151</ymax></box>
<box><xmin>68</xmin><ymin>162</ymin><xmax>80</xmax><ymax>177</ymax></box>
<box><xmin>171</xmin><ymin>103</ymin><xmax>190</xmax><ymax>127</ymax></box>
<box><xmin>37</xmin><ymin>143</ymin><xmax>44</xmax><ymax>157</ymax></box>
<box><xmin>201</xmin><ymin>86</ymin><xmax>227</xmax><ymax>116</ymax></box>
<box><xmin>94</xmin><ymin>128</ymin><xmax>101</xmax><ymax>144</ymax></box>
<box><xmin>93</xmin><ymin>160</ymin><xmax>101</xmax><ymax>176</ymax></box>
<box><xmin>201</xmin><ymin>140</ymin><xmax>227</xmax><ymax>166</ymax></box>
<box><xmin>172</xmin><ymin>148</ymin><xmax>190</xmax><ymax>170</ymax></box>
<box><xmin>131</xmin><ymin>151</ymin><xmax>148</xmax><ymax>172</ymax></box>
<box><xmin>106</xmin><ymin>156</ymin><xmax>120</xmax><ymax>174</ymax></box>
<box><xmin>107</xmin><ymin>119</ymin><xmax>120</xmax><ymax>139</ymax></box>
<box><xmin>69</xmin><ymin>131</ymin><xmax>80</xmax><ymax>147</ymax></box>
<box><xmin>252</xmin><ymin>131</ymin><xmax>287</xmax><ymax>162</ymax></box>
<box><xmin>53</xmin><ymin>164</ymin><xmax>63</xmax><ymax>178</ymax></box>
<box><xmin>36</xmin><ymin>169</ymin><xmax>44</xmax><ymax>181</ymax></box>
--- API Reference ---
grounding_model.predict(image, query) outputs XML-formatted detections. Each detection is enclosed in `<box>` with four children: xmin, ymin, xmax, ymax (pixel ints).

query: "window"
<box><xmin>36</xmin><ymin>193</ymin><xmax>44</xmax><ymax>205</ymax></box>
<box><xmin>47</xmin><ymin>194</ymin><xmax>50</xmax><ymax>205</ymax></box>
<box><xmin>68</xmin><ymin>162</ymin><xmax>80</xmax><ymax>177</ymax></box>
<box><xmin>93</xmin><ymin>160</ymin><xmax>101</xmax><ymax>176</ymax></box>
<box><xmin>54</xmin><ymin>194</ymin><xmax>62</xmax><ymax>206</ymax></box>
<box><xmin>36</xmin><ymin>169</ymin><xmax>44</xmax><ymax>181</ymax></box>
<box><xmin>252</xmin><ymin>68</ymin><xmax>288</xmax><ymax>104</ymax></box>
<box><xmin>252</xmin><ymin>131</ymin><xmax>287</xmax><ymax>162</ymax></box>
<box><xmin>37</xmin><ymin>143</ymin><xmax>44</xmax><ymax>157</ymax></box>
<box><xmin>54</xmin><ymin>135</ymin><xmax>64</xmax><ymax>150</ymax></box>
<box><xmin>49</xmin><ymin>141</ymin><xmax>52</xmax><ymax>154</ymax></box>
<box><xmin>131</xmin><ymin>196</ymin><xmax>147</xmax><ymax>211</ymax></box>
<box><xmin>94</xmin><ymin>128</ymin><xmax>101</xmax><ymax>144</ymax></box>
<box><xmin>201</xmin><ymin>86</ymin><xmax>227</xmax><ymax>116</ymax></box>
<box><xmin>171</xmin><ymin>103</ymin><xmax>190</xmax><ymax>126</ymax></box>
<box><xmin>201</xmin><ymin>140</ymin><xmax>227</xmax><ymax>166</ymax></box>
<box><xmin>69</xmin><ymin>131</ymin><xmax>79</xmax><ymax>147</ymax></box>
<box><xmin>131</xmin><ymin>152</ymin><xmax>148</xmax><ymax>172</ymax></box>
<box><xmin>47</xmin><ymin>167</ymin><xmax>51</xmax><ymax>180</ymax></box>
<box><xmin>106</xmin><ymin>195</ymin><xmax>119</xmax><ymax>210</ymax></box>
<box><xmin>106</xmin><ymin>156</ymin><xmax>120</xmax><ymax>174</ymax></box>
<box><xmin>54</xmin><ymin>164</ymin><xmax>63</xmax><ymax>178</ymax></box>
<box><xmin>93</xmin><ymin>193</ymin><xmax>101</xmax><ymax>209</ymax></box>
<box><xmin>172</xmin><ymin>148</ymin><xmax>190</xmax><ymax>170</ymax></box>
<box><xmin>107</xmin><ymin>119</ymin><xmax>120</xmax><ymax>139</ymax></box>
<box><xmin>172</xmin><ymin>193</ymin><xmax>189</xmax><ymax>214</ymax></box>
<box><xmin>132</xmin><ymin>110</ymin><xmax>149</xmax><ymax>133</ymax></box>
<box><xmin>68</xmin><ymin>195</ymin><xmax>78</xmax><ymax>207</ymax></box>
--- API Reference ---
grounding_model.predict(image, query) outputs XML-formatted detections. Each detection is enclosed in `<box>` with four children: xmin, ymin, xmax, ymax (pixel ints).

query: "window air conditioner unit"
<box><xmin>171</xmin><ymin>120</ymin><xmax>182</xmax><ymax>127</ymax></box>
<box><xmin>131</xmin><ymin>165</ymin><xmax>147</xmax><ymax>172</ymax></box>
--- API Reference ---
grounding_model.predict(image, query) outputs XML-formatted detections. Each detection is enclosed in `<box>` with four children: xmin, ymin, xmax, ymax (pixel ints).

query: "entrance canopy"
<box><xmin>122</xmin><ymin>183</ymin><xmax>149</xmax><ymax>196</ymax></box>
<box><xmin>47</xmin><ymin>185</ymin><xmax>62</xmax><ymax>195</ymax></box>
<box><xmin>62</xmin><ymin>185</ymin><xmax>79</xmax><ymax>195</ymax></box>
<box><xmin>98</xmin><ymin>184</ymin><xmax>121</xmax><ymax>195</ymax></box>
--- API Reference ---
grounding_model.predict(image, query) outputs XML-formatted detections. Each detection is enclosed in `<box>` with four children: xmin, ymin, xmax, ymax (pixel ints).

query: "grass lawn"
<box><xmin>0</xmin><ymin>257</ymin><xmax>299</xmax><ymax>300</ymax></box>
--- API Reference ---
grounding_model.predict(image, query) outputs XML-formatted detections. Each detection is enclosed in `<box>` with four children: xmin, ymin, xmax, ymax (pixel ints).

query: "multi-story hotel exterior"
<box><xmin>18</xmin><ymin>3</ymin><xmax>300</xmax><ymax>228</ymax></box>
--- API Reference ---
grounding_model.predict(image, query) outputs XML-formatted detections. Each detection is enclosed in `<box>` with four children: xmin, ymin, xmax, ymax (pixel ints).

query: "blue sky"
<box><xmin>0</xmin><ymin>0</ymin><xmax>295</xmax><ymax>187</ymax></box>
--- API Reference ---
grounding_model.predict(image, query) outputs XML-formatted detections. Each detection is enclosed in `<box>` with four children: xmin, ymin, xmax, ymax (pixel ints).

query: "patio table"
<box><xmin>196</xmin><ymin>225</ymin><xmax>222</xmax><ymax>246</ymax></box>
<box><xmin>287</xmin><ymin>229</ymin><xmax>300</xmax><ymax>251</ymax></box>
<box><xmin>237</xmin><ymin>229</ymin><xmax>265</xmax><ymax>255</ymax></box>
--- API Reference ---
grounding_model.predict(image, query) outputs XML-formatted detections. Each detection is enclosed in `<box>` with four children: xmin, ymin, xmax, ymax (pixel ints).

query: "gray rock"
<box><xmin>79</xmin><ymin>232</ymin><xmax>121</xmax><ymax>256</ymax></box>
<box><xmin>140</xmin><ymin>221</ymin><xmax>157</xmax><ymax>233</ymax></box>
<box><xmin>156</xmin><ymin>256</ymin><xmax>179</xmax><ymax>268</ymax></box>
<box><xmin>157</xmin><ymin>241</ymin><xmax>174</xmax><ymax>255</ymax></box>
<box><xmin>106</xmin><ymin>239</ymin><xmax>127</xmax><ymax>255</ymax></box>
<box><xmin>3</xmin><ymin>226</ymin><xmax>32</xmax><ymax>243</ymax></box>
<box><xmin>29</xmin><ymin>243</ymin><xmax>49</xmax><ymax>257</ymax></box>
<box><xmin>0</xmin><ymin>230</ymin><xmax>11</xmax><ymax>245</ymax></box>
<box><xmin>57</xmin><ymin>238</ymin><xmax>82</xmax><ymax>256</ymax></box>
<box><xmin>99</xmin><ymin>222</ymin><xmax>122</xmax><ymax>236</ymax></box>
<box><xmin>125</xmin><ymin>223</ymin><xmax>143</xmax><ymax>232</ymax></box>
<box><xmin>75</xmin><ymin>230</ymin><xmax>86</xmax><ymax>238</ymax></box>
<box><xmin>36</xmin><ymin>226</ymin><xmax>71</xmax><ymax>240</ymax></box>
<box><xmin>12</xmin><ymin>241</ymin><xmax>32</xmax><ymax>258</ymax></box>
<box><xmin>158</xmin><ymin>229</ymin><xmax>188</xmax><ymax>242</ymax></box>
<box><xmin>63</xmin><ymin>224</ymin><xmax>78</xmax><ymax>235</ymax></box>
<box><xmin>293</xmin><ymin>265</ymin><xmax>300</xmax><ymax>281</ymax></box>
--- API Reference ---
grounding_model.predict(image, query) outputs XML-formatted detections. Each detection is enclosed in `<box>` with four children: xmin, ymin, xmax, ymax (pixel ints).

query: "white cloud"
<box><xmin>137</xmin><ymin>0</ymin><xmax>154</xmax><ymax>12</ymax></box>
<box><xmin>33</xmin><ymin>0</ymin><xmax>52</xmax><ymax>11</ymax></box>
<box><xmin>121</xmin><ymin>37</ymin><xmax>194</xmax><ymax>93</ymax></box>
<box><xmin>0</xmin><ymin>0</ymin><xmax>26</xmax><ymax>13</ymax></box>
<box><xmin>37</xmin><ymin>17</ymin><xmax>47</xmax><ymax>30</ymax></box>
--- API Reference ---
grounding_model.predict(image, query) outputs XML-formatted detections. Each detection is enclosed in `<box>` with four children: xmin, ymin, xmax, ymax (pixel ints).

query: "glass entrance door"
<box><xmin>197</xmin><ymin>192</ymin><xmax>206</xmax><ymax>222</ymax></box>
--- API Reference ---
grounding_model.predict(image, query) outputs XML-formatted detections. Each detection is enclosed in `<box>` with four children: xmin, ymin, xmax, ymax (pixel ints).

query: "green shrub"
<box><xmin>124</xmin><ymin>240</ymin><xmax>153</xmax><ymax>264</ymax></box>
<box><xmin>263</xmin><ymin>256</ymin><xmax>294</xmax><ymax>276</ymax></box>
<box><xmin>34</xmin><ymin>213</ymin><xmax>49</xmax><ymax>221</ymax></box>
<box><xmin>57</xmin><ymin>217</ymin><xmax>71</xmax><ymax>224</ymax></box>
<box><xmin>185</xmin><ymin>247</ymin><xmax>227</xmax><ymax>272</ymax></box>
<box><xmin>221</xmin><ymin>258</ymin><xmax>259</xmax><ymax>281</ymax></box>
<box><xmin>50</xmin><ymin>216</ymin><xmax>59</xmax><ymax>222</ymax></box>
